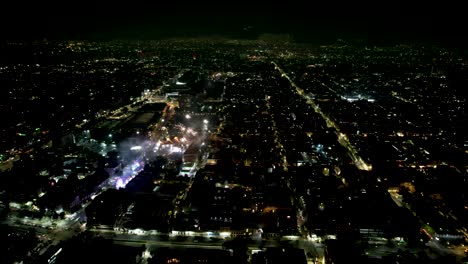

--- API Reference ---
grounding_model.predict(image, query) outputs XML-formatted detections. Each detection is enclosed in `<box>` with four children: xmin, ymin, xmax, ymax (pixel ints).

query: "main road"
<box><xmin>271</xmin><ymin>61</ymin><xmax>372</xmax><ymax>172</ymax></box>
<box><xmin>91</xmin><ymin>229</ymin><xmax>324</xmax><ymax>260</ymax></box>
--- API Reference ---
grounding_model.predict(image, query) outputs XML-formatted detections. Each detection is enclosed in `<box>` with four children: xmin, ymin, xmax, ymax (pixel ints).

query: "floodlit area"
<box><xmin>112</xmin><ymin>160</ymin><xmax>145</xmax><ymax>189</ymax></box>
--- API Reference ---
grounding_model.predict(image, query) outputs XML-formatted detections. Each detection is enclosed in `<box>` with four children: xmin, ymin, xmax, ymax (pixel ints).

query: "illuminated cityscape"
<box><xmin>1</xmin><ymin>5</ymin><xmax>468</xmax><ymax>264</ymax></box>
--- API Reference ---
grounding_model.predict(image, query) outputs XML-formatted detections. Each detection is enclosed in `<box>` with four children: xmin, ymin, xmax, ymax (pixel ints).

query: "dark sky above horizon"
<box><xmin>1</xmin><ymin>2</ymin><xmax>467</xmax><ymax>45</ymax></box>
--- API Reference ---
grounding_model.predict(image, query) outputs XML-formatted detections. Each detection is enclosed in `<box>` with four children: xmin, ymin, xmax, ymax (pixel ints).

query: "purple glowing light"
<box><xmin>116</xmin><ymin>178</ymin><xmax>125</xmax><ymax>189</ymax></box>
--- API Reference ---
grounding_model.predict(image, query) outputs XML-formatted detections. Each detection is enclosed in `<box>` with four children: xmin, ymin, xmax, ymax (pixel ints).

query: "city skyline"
<box><xmin>1</xmin><ymin>38</ymin><xmax>467</xmax><ymax>263</ymax></box>
<box><xmin>1</xmin><ymin>5</ymin><xmax>468</xmax><ymax>263</ymax></box>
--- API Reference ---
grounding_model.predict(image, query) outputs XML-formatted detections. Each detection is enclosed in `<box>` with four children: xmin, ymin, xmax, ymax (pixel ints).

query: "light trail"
<box><xmin>272</xmin><ymin>61</ymin><xmax>372</xmax><ymax>171</ymax></box>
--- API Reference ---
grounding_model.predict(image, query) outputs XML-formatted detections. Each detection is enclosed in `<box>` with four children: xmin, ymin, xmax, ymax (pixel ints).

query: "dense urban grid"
<box><xmin>1</xmin><ymin>39</ymin><xmax>467</xmax><ymax>264</ymax></box>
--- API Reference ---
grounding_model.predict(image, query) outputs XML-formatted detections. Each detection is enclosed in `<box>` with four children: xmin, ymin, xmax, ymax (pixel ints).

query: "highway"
<box><xmin>106</xmin><ymin>236</ymin><xmax>225</xmax><ymax>250</ymax></box>
<box><xmin>91</xmin><ymin>229</ymin><xmax>323</xmax><ymax>259</ymax></box>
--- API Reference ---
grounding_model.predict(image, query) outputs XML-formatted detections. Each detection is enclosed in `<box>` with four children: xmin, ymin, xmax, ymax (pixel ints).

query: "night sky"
<box><xmin>1</xmin><ymin>2</ymin><xmax>467</xmax><ymax>45</ymax></box>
